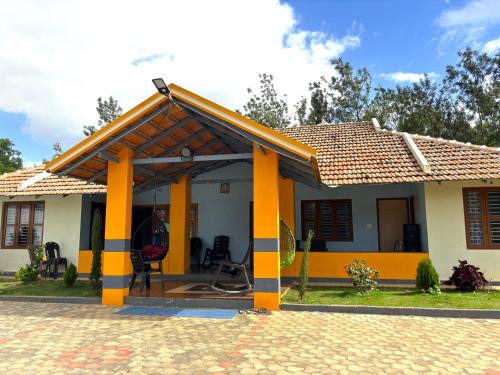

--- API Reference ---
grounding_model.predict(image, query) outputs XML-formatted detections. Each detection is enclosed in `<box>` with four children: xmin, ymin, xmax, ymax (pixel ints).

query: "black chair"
<box><xmin>202</xmin><ymin>235</ymin><xmax>230</xmax><ymax>269</ymax></box>
<box><xmin>190</xmin><ymin>237</ymin><xmax>203</xmax><ymax>271</ymax></box>
<box><xmin>209</xmin><ymin>241</ymin><xmax>253</xmax><ymax>296</ymax></box>
<box><xmin>44</xmin><ymin>242</ymin><xmax>67</xmax><ymax>279</ymax></box>
<box><xmin>129</xmin><ymin>247</ymin><xmax>153</xmax><ymax>294</ymax></box>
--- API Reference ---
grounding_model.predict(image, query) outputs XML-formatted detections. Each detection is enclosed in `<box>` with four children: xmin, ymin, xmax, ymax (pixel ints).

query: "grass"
<box><xmin>0</xmin><ymin>278</ymin><xmax>100</xmax><ymax>298</ymax></box>
<box><xmin>282</xmin><ymin>285</ymin><xmax>500</xmax><ymax>310</ymax></box>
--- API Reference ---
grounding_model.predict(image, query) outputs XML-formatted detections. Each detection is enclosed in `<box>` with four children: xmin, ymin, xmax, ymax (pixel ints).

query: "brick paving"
<box><xmin>0</xmin><ymin>301</ymin><xmax>498</xmax><ymax>374</ymax></box>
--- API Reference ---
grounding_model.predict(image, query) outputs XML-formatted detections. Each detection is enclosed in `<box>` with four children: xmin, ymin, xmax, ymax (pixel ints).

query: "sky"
<box><xmin>0</xmin><ymin>0</ymin><xmax>499</xmax><ymax>166</ymax></box>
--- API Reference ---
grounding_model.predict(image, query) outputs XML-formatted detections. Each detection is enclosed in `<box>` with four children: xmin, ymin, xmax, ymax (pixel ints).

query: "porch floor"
<box><xmin>128</xmin><ymin>279</ymin><xmax>291</xmax><ymax>300</ymax></box>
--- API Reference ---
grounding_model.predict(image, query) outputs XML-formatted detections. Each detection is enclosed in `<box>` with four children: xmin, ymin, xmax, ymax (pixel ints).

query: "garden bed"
<box><xmin>282</xmin><ymin>286</ymin><xmax>500</xmax><ymax>310</ymax></box>
<box><xmin>0</xmin><ymin>278</ymin><xmax>99</xmax><ymax>298</ymax></box>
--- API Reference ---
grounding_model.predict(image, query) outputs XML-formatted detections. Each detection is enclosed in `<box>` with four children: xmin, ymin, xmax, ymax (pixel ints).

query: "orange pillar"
<box><xmin>253</xmin><ymin>144</ymin><xmax>281</xmax><ymax>310</ymax></box>
<box><xmin>102</xmin><ymin>147</ymin><xmax>133</xmax><ymax>305</ymax></box>
<box><xmin>167</xmin><ymin>174</ymin><xmax>191</xmax><ymax>274</ymax></box>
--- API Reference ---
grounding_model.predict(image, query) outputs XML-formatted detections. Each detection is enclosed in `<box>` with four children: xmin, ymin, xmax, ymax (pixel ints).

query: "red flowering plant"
<box><xmin>444</xmin><ymin>260</ymin><xmax>488</xmax><ymax>292</ymax></box>
<box><xmin>345</xmin><ymin>259</ymin><xmax>380</xmax><ymax>294</ymax></box>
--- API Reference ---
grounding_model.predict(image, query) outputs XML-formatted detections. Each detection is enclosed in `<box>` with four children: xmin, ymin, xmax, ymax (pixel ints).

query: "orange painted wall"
<box><xmin>77</xmin><ymin>250</ymin><xmax>93</xmax><ymax>274</ymax></box>
<box><xmin>78</xmin><ymin>250</ymin><xmax>130</xmax><ymax>276</ymax></box>
<box><xmin>281</xmin><ymin>252</ymin><xmax>428</xmax><ymax>280</ymax></box>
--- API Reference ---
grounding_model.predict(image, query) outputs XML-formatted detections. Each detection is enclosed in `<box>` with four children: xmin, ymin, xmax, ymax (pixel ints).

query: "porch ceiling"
<box><xmin>46</xmin><ymin>84</ymin><xmax>320</xmax><ymax>191</ymax></box>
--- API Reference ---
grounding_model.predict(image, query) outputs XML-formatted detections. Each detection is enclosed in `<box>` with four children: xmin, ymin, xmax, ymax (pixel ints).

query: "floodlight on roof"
<box><xmin>152</xmin><ymin>78</ymin><xmax>170</xmax><ymax>95</ymax></box>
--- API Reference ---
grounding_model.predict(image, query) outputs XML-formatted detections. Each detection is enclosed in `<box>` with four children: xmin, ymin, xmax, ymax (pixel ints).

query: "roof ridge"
<box><xmin>376</xmin><ymin>128</ymin><xmax>500</xmax><ymax>154</ymax></box>
<box><xmin>0</xmin><ymin>164</ymin><xmax>46</xmax><ymax>179</ymax></box>
<box><xmin>286</xmin><ymin>120</ymin><xmax>373</xmax><ymax>129</ymax></box>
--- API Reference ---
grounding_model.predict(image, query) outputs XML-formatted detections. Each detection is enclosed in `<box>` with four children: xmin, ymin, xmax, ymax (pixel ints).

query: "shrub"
<box><xmin>416</xmin><ymin>258</ymin><xmax>440</xmax><ymax>294</ymax></box>
<box><xmin>64</xmin><ymin>263</ymin><xmax>78</xmax><ymax>287</ymax></box>
<box><xmin>298</xmin><ymin>230</ymin><xmax>313</xmax><ymax>301</ymax></box>
<box><xmin>345</xmin><ymin>259</ymin><xmax>379</xmax><ymax>294</ymax></box>
<box><xmin>90</xmin><ymin>207</ymin><xmax>104</xmax><ymax>288</ymax></box>
<box><xmin>15</xmin><ymin>265</ymin><xmax>38</xmax><ymax>283</ymax></box>
<box><xmin>32</xmin><ymin>245</ymin><xmax>45</xmax><ymax>267</ymax></box>
<box><xmin>444</xmin><ymin>260</ymin><xmax>488</xmax><ymax>292</ymax></box>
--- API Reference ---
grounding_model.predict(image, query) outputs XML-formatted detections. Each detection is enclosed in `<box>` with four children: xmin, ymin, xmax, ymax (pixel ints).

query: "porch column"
<box><xmin>167</xmin><ymin>174</ymin><xmax>191</xmax><ymax>274</ymax></box>
<box><xmin>279</xmin><ymin>177</ymin><xmax>295</xmax><ymax>235</ymax></box>
<box><xmin>253</xmin><ymin>143</ymin><xmax>281</xmax><ymax>310</ymax></box>
<box><xmin>102</xmin><ymin>147</ymin><xmax>134</xmax><ymax>306</ymax></box>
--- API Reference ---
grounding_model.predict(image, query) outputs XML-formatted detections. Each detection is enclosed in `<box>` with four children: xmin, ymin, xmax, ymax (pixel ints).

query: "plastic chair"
<box><xmin>44</xmin><ymin>242</ymin><xmax>67</xmax><ymax>279</ymax></box>
<box><xmin>202</xmin><ymin>235</ymin><xmax>230</xmax><ymax>268</ymax></box>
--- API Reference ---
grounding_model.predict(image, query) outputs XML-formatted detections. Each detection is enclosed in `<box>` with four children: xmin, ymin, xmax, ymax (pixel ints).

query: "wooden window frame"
<box><xmin>1</xmin><ymin>201</ymin><xmax>45</xmax><ymax>249</ymax></box>
<box><xmin>463</xmin><ymin>187</ymin><xmax>500</xmax><ymax>250</ymax></box>
<box><xmin>462</xmin><ymin>187</ymin><xmax>500</xmax><ymax>250</ymax></box>
<box><xmin>301</xmin><ymin>199</ymin><xmax>353</xmax><ymax>242</ymax></box>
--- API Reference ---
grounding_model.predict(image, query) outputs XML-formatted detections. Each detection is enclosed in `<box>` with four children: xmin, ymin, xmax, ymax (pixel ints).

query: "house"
<box><xmin>1</xmin><ymin>83</ymin><xmax>499</xmax><ymax>310</ymax></box>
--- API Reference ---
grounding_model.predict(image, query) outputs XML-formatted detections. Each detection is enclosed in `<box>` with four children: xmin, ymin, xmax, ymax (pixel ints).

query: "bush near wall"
<box><xmin>416</xmin><ymin>258</ymin><xmax>440</xmax><ymax>294</ymax></box>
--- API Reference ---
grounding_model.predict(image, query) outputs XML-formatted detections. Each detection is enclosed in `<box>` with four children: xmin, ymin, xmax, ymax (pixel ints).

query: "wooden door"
<box><xmin>377</xmin><ymin>199</ymin><xmax>409</xmax><ymax>252</ymax></box>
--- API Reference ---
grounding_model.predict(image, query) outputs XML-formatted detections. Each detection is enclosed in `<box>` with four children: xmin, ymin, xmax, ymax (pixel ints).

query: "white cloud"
<box><xmin>436</xmin><ymin>0</ymin><xmax>500</xmax><ymax>48</ymax></box>
<box><xmin>0</xmin><ymin>0</ymin><xmax>361</xmax><ymax>148</ymax></box>
<box><xmin>484</xmin><ymin>37</ymin><xmax>500</xmax><ymax>53</ymax></box>
<box><xmin>380</xmin><ymin>72</ymin><xmax>438</xmax><ymax>84</ymax></box>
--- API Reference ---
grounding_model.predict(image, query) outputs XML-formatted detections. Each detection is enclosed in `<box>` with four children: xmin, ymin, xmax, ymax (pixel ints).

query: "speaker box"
<box><xmin>403</xmin><ymin>224</ymin><xmax>421</xmax><ymax>252</ymax></box>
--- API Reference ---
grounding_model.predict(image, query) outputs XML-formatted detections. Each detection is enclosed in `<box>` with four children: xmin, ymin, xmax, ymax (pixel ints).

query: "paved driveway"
<box><xmin>0</xmin><ymin>301</ymin><xmax>498</xmax><ymax>374</ymax></box>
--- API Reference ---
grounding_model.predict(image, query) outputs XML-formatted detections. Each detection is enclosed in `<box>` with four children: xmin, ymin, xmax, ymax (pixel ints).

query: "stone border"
<box><xmin>0</xmin><ymin>295</ymin><xmax>101</xmax><ymax>305</ymax></box>
<box><xmin>0</xmin><ymin>295</ymin><xmax>497</xmax><ymax>318</ymax></box>
<box><xmin>281</xmin><ymin>303</ymin><xmax>500</xmax><ymax>319</ymax></box>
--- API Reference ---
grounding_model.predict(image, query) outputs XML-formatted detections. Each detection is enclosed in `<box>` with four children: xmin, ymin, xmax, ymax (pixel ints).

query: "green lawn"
<box><xmin>282</xmin><ymin>286</ymin><xmax>500</xmax><ymax>310</ymax></box>
<box><xmin>0</xmin><ymin>278</ymin><xmax>99</xmax><ymax>298</ymax></box>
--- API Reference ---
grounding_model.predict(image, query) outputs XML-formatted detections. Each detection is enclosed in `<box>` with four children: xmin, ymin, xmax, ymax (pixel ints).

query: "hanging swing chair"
<box><xmin>130</xmin><ymin>186</ymin><xmax>169</xmax><ymax>290</ymax></box>
<box><xmin>209</xmin><ymin>219</ymin><xmax>296</xmax><ymax>296</ymax></box>
<box><xmin>279</xmin><ymin>219</ymin><xmax>296</xmax><ymax>270</ymax></box>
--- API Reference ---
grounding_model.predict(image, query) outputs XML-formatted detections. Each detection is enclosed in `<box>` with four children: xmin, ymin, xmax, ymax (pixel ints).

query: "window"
<box><xmin>2</xmin><ymin>202</ymin><xmax>45</xmax><ymax>249</ymax></box>
<box><xmin>301</xmin><ymin>200</ymin><xmax>353</xmax><ymax>241</ymax></box>
<box><xmin>463</xmin><ymin>188</ymin><xmax>500</xmax><ymax>249</ymax></box>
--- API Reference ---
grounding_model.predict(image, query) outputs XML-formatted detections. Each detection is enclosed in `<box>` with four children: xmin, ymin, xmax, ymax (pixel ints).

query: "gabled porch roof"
<box><xmin>46</xmin><ymin>84</ymin><xmax>320</xmax><ymax>190</ymax></box>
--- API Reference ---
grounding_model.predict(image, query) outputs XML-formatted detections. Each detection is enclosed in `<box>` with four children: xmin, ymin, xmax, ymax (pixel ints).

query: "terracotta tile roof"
<box><xmin>0</xmin><ymin>165</ymin><xmax>106</xmax><ymax>196</ymax></box>
<box><xmin>3</xmin><ymin>121</ymin><xmax>500</xmax><ymax>194</ymax></box>
<box><xmin>280</xmin><ymin>121</ymin><xmax>500</xmax><ymax>186</ymax></box>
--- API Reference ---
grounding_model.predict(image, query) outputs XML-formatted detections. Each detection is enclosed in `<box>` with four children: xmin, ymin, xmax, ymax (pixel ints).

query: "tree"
<box><xmin>368</xmin><ymin>76</ymin><xmax>473</xmax><ymax>142</ymax></box>
<box><xmin>52</xmin><ymin>142</ymin><xmax>63</xmax><ymax>158</ymax></box>
<box><xmin>306</xmin><ymin>81</ymin><xmax>329</xmax><ymax>124</ymax></box>
<box><xmin>240</xmin><ymin>74</ymin><xmax>290</xmax><ymax>128</ymax></box>
<box><xmin>294</xmin><ymin>97</ymin><xmax>308</xmax><ymax>126</ymax></box>
<box><xmin>365</xmin><ymin>86</ymin><xmax>397</xmax><ymax>128</ymax></box>
<box><xmin>83</xmin><ymin>96</ymin><xmax>123</xmax><ymax>136</ymax></box>
<box><xmin>298</xmin><ymin>230</ymin><xmax>313</xmax><ymax>301</ymax></box>
<box><xmin>445</xmin><ymin>48</ymin><xmax>500</xmax><ymax>146</ymax></box>
<box><xmin>296</xmin><ymin>58</ymin><xmax>373</xmax><ymax>125</ymax></box>
<box><xmin>325</xmin><ymin>57</ymin><xmax>373</xmax><ymax>123</ymax></box>
<box><xmin>90</xmin><ymin>207</ymin><xmax>104</xmax><ymax>288</ymax></box>
<box><xmin>0</xmin><ymin>139</ymin><xmax>23</xmax><ymax>174</ymax></box>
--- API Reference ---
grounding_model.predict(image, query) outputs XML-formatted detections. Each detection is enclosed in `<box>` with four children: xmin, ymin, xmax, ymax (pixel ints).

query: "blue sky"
<box><xmin>289</xmin><ymin>0</ymin><xmax>499</xmax><ymax>84</ymax></box>
<box><xmin>0</xmin><ymin>0</ymin><xmax>499</xmax><ymax>166</ymax></box>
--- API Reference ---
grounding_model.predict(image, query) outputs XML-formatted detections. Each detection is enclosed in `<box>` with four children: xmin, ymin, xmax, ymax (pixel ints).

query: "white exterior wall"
<box><xmin>0</xmin><ymin>195</ymin><xmax>83</xmax><ymax>273</ymax></box>
<box><xmin>425</xmin><ymin>180</ymin><xmax>500</xmax><ymax>282</ymax></box>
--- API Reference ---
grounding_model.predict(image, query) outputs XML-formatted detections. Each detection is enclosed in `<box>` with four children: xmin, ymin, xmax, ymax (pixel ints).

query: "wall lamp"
<box><xmin>152</xmin><ymin>78</ymin><xmax>170</xmax><ymax>95</ymax></box>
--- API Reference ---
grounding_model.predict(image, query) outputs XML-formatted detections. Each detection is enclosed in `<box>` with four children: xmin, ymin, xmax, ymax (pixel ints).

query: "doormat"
<box><xmin>115</xmin><ymin>306</ymin><xmax>238</xmax><ymax>319</ymax></box>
